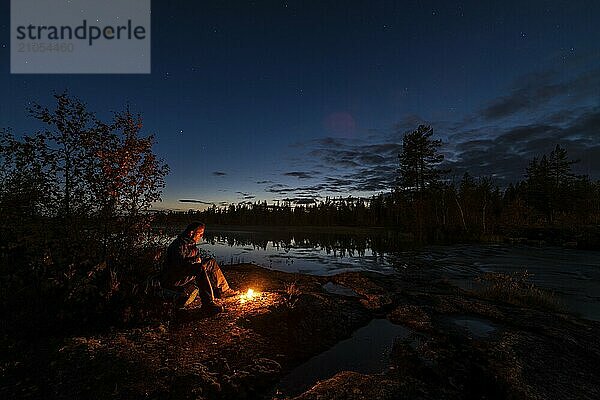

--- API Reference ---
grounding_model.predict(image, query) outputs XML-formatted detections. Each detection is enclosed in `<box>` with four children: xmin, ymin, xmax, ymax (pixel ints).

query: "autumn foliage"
<box><xmin>0</xmin><ymin>93</ymin><xmax>169</xmax><ymax>331</ymax></box>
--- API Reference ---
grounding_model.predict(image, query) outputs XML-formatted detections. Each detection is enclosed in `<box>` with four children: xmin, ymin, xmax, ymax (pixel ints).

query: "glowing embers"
<box><xmin>235</xmin><ymin>287</ymin><xmax>278</xmax><ymax>309</ymax></box>
<box><xmin>239</xmin><ymin>288</ymin><xmax>258</xmax><ymax>304</ymax></box>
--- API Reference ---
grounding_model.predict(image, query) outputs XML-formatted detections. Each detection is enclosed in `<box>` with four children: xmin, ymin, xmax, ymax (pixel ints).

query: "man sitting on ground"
<box><xmin>162</xmin><ymin>222</ymin><xmax>237</xmax><ymax>313</ymax></box>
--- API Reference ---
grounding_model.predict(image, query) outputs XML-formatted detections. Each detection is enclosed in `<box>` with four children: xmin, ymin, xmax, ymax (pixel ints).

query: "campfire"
<box><xmin>236</xmin><ymin>287</ymin><xmax>278</xmax><ymax>308</ymax></box>
<box><xmin>239</xmin><ymin>288</ymin><xmax>258</xmax><ymax>304</ymax></box>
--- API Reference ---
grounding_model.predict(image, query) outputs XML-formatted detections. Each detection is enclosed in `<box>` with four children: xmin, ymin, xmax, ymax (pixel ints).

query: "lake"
<box><xmin>197</xmin><ymin>227</ymin><xmax>600</xmax><ymax>321</ymax></box>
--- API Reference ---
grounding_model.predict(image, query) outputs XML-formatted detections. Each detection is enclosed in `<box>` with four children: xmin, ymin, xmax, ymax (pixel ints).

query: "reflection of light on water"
<box><xmin>201</xmin><ymin>236</ymin><xmax>394</xmax><ymax>276</ymax></box>
<box><xmin>201</xmin><ymin>231</ymin><xmax>600</xmax><ymax>320</ymax></box>
<box><xmin>451</xmin><ymin>316</ymin><xmax>496</xmax><ymax>338</ymax></box>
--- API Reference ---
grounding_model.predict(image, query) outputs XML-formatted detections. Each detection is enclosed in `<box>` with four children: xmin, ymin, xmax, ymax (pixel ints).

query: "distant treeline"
<box><xmin>157</xmin><ymin>126</ymin><xmax>600</xmax><ymax>243</ymax></box>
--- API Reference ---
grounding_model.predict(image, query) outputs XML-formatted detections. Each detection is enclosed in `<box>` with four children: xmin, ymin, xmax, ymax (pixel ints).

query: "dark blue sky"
<box><xmin>1</xmin><ymin>1</ymin><xmax>599</xmax><ymax>210</ymax></box>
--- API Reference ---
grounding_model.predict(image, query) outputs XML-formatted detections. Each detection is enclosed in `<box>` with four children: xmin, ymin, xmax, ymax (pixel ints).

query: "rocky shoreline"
<box><xmin>2</xmin><ymin>263</ymin><xmax>599</xmax><ymax>399</ymax></box>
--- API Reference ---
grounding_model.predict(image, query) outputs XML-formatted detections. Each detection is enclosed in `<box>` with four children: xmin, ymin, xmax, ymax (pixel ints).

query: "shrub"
<box><xmin>475</xmin><ymin>271</ymin><xmax>562</xmax><ymax>311</ymax></box>
<box><xmin>0</xmin><ymin>93</ymin><xmax>169</xmax><ymax>335</ymax></box>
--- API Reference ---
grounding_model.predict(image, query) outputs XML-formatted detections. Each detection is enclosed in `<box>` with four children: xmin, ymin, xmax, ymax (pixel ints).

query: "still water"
<box><xmin>275</xmin><ymin>319</ymin><xmax>412</xmax><ymax>397</ymax></box>
<box><xmin>199</xmin><ymin>228</ymin><xmax>600</xmax><ymax>321</ymax></box>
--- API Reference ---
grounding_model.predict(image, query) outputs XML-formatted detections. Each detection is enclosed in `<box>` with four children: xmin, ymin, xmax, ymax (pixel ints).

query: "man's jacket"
<box><xmin>162</xmin><ymin>235</ymin><xmax>201</xmax><ymax>287</ymax></box>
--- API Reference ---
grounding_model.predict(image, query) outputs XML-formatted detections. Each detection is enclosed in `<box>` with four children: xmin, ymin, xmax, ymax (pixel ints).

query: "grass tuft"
<box><xmin>475</xmin><ymin>271</ymin><xmax>562</xmax><ymax>312</ymax></box>
<box><xmin>283</xmin><ymin>281</ymin><xmax>301</xmax><ymax>309</ymax></box>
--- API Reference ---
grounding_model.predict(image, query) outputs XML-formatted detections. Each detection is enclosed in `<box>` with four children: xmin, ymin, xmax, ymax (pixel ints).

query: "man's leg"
<box><xmin>170</xmin><ymin>271</ymin><xmax>202</xmax><ymax>307</ymax></box>
<box><xmin>163</xmin><ymin>264</ymin><xmax>221</xmax><ymax>312</ymax></box>
<box><xmin>195</xmin><ymin>267</ymin><xmax>224</xmax><ymax>313</ymax></box>
<box><xmin>195</xmin><ymin>267</ymin><xmax>215</xmax><ymax>305</ymax></box>
<box><xmin>202</xmin><ymin>258</ymin><xmax>233</xmax><ymax>295</ymax></box>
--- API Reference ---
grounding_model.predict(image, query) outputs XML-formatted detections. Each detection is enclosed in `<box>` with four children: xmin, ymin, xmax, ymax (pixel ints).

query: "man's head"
<box><xmin>182</xmin><ymin>222</ymin><xmax>205</xmax><ymax>243</ymax></box>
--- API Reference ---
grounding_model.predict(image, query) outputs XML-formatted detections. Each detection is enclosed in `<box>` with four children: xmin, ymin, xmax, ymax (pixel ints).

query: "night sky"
<box><xmin>1</xmin><ymin>1</ymin><xmax>599</xmax><ymax>210</ymax></box>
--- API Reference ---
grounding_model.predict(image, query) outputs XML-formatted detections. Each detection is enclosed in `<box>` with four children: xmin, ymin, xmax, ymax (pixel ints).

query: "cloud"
<box><xmin>283</xmin><ymin>171</ymin><xmax>319</xmax><ymax>179</ymax></box>
<box><xmin>179</xmin><ymin>199</ymin><xmax>214</xmax><ymax>205</ymax></box>
<box><xmin>264</xmin><ymin>138</ymin><xmax>400</xmax><ymax>196</ymax></box>
<box><xmin>285</xmin><ymin>103</ymin><xmax>600</xmax><ymax>195</ymax></box>
<box><xmin>235</xmin><ymin>191</ymin><xmax>255</xmax><ymax>200</ymax></box>
<box><xmin>212</xmin><ymin>171</ymin><xmax>227</xmax><ymax>176</ymax></box>
<box><xmin>435</xmin><ymin>60</ymin><xmax>600</xmax><ymax>184</ymax></box>
<box><xmin>253</xmin><ymin>65</ymin><xmax>600</xmax><ymax>201</ymax></box>
<box><xmin>479</xmin><ymin>67</ymin><xmax>600</xmax><ymax>120</ymax></box>
<box><xmin>447</xmin><ymin>107</ymin><xmax>600</xmax><ymax>183</ymax></box>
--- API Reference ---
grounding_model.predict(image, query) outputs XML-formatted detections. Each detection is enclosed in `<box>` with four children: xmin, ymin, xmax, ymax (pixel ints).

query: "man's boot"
<box><xmin>197</xmin><ymin>286</ymin><xmax>224</xmax><ymax>315</ymax></box>
<box><xmin>201</xmin><ymin>301</ymin><xmax>224</xmax><ymax>315</ymax></box>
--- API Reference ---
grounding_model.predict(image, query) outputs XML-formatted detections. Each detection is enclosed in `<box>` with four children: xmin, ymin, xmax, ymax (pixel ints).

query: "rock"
<box><xmin>388</xmin><ymin>305</ymin><xmax>433</xmax><ymax>332</ymax></box>
<box><xmin>3</xmin><ymin>263</ymin><xmax>600</xmax><ymax>400</ymax></box>
<box><xmin>292</xmin><ymin>371</ymin><xmax>419</xmax><ymax>400</ymax></box>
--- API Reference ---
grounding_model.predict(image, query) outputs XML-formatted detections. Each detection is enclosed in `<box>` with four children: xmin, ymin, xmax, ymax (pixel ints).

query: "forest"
<box><xmin>160</xmin><ymin>125</ymin><xmax>600</xmax><ymax>245</ymax></box>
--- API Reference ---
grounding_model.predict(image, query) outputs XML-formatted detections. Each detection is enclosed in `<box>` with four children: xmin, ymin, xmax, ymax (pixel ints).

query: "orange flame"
<box><xmin>240</xmin><ymin>288</ymin><xmax>258</xmax><ymax>304</ymax></box>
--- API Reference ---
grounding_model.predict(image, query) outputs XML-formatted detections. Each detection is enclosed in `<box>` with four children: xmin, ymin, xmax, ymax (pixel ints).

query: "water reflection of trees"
<box><xmin>203</xmin><ymin>230</ymin><xmax>408</xmax><ymax>262</ymax></box>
